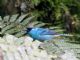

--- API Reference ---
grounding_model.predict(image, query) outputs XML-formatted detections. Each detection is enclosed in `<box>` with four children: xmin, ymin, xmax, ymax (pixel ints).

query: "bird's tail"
<box><xmin>53</xmin><ymin>34</ymin><xmax>73</xmax><ymax>37</ymax></box>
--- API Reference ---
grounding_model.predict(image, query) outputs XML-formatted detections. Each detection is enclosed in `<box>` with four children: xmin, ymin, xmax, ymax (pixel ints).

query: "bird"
<box><xmin>26</xmin><ymin>27</ymin><xmax>71</xmax><ymax>41</ymax></box>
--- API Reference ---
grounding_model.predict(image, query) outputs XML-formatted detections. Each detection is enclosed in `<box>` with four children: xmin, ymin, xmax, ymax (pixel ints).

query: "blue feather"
<box><xmin>36</xmin><ymin>28</ymin><xmax>58</xmax><ymax>35</ymax></box>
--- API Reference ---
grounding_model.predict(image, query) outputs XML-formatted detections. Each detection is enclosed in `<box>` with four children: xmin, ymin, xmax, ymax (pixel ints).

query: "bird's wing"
<box><xmin>37</xmin><ymin>28</ymin><xmax>58</xmax><ymax>35</ymax></box>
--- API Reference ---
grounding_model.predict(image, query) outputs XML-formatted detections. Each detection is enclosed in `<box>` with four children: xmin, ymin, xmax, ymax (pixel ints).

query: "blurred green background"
<box><xmin>0</xmin><ymin>0</ymin><xmax>80</xmax><ymax>43</ymax></box>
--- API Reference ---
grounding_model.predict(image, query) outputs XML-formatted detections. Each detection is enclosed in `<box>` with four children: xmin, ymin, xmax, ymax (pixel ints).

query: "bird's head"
<box><xmin>26</xmin><ymin>27</ymin><xmax>32</xmax><ymax>34</ymax></box>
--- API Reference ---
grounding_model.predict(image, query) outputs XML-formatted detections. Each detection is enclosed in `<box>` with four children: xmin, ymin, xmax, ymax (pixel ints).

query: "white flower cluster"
<box><xmin>0</xmin><ymin>34</ymin><xmax>78</xmax><ymax>60</ymax></box>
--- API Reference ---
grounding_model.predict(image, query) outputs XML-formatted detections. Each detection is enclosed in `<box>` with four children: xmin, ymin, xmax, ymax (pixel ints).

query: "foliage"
<box><xmin>0</xmin><ymin>0</ymin><xmax>80</xmax><ymax>59</ymax></box>
<box><xmin>0</xmin><ymin>13</ymin><xmax>46</xmax><ymax>37</ymax></box>
<box><xmin>0</xmin><ymin>13</ymin><xmax>64</xmax><ymax>37</ymax></box>
<box><xmin>41</xmin><ymin>39</ymin><xmax>80</xmax><ymax>59</ymax></box>
<box><xmin>0</xmin><ymin>0</ymin><xmax>80</xmax><ymax>42</ymax></box>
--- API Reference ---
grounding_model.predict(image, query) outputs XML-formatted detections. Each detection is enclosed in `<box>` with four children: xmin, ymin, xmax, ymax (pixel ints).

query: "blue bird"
<box><xmin>26</xmin><ymin>27</ymin><xmax>69</xmax><ymax>41</ymax></box>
